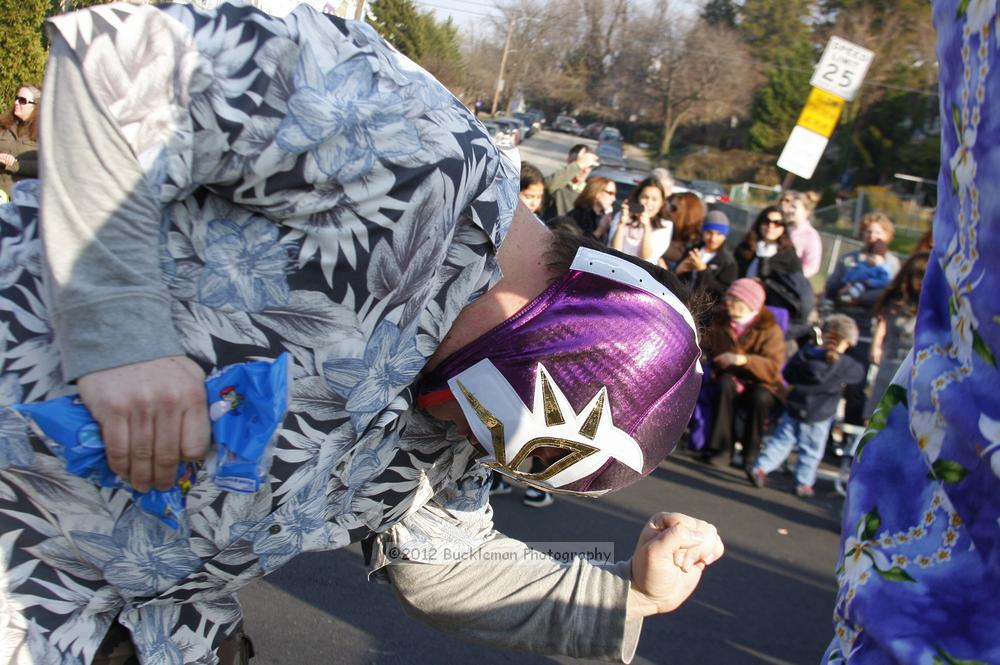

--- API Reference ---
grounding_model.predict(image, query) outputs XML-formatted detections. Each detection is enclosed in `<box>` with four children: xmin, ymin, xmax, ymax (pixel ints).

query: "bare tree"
<box><xmin>619</xmin><ymin>11</ymin><xmax>760</xmax><ymax>155</ymax></box>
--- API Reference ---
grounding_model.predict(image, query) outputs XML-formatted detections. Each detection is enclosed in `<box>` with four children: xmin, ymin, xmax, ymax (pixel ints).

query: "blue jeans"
<box><xmin>753</xmin><ymin>413</ymin><xmax>832</xmax><ymax>487</ymax></box>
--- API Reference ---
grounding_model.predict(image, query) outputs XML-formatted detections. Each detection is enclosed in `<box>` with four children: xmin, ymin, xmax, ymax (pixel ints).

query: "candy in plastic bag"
<box><xmin>206</xmin><ymin>353</ymin><xmax>289</xmax><ymax>492</ymax></box>
<box><xmin>10</xmin><ymin>353</ymin><xmax>290</xmax><ymax>529</ymax></box>
<box><xmin>10</xmin><ymin>396</ymin><xmax>192</xmax><ymax>529</ymax></box>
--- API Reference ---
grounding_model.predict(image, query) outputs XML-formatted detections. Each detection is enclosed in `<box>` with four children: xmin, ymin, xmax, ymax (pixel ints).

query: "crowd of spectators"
<box><xmin>517</xmin><ymin>144</ymin><xmax>929</xmax><ymax>498</ymax></box>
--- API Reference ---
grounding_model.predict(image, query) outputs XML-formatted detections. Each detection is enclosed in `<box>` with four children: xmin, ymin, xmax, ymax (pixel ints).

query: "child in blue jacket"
<box><xmin>748</xmin><ymin>314</ymin><xmax>865</xmax><ymax>496</ymax></box>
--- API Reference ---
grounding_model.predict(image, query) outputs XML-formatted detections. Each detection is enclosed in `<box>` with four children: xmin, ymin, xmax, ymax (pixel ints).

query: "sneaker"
<box><xmin>523</xmin><ymin>488</ymin><xmax>554</xmax><ymax>508</ymax></box>
<box><xmin>796</xmin><ymin>484</ymin><xmax>815</xmax><ymax>498</ymax></box>
<box><xmin>489</xmin><ymin>477</ymin><xmax>512</xmax><ymax>496</ymax></box>
<box><xmin>746</xmin><ymin>467</ymin><xmax>766</xmax><ymax>489</ymax></box>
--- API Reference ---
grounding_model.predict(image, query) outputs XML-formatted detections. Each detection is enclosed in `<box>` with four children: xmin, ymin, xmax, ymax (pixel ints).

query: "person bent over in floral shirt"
<box><xmin>0</xmin><ymin>3</ymin><xmax>722</xmax><ymax>664</ymax></box>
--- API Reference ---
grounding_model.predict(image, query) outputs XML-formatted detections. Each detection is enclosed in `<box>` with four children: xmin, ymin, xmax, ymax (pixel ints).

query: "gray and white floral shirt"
<box><xmin>0</xmin><ymin>2</ymin><xmax>518</xmax><ymax>663</ymax></box>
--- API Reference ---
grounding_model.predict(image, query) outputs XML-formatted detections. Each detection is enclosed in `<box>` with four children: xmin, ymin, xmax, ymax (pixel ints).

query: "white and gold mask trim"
<box><xmin>449</xmin><ymin>359</ymin><xmax>644</xmax><ymax>494</ymax></box>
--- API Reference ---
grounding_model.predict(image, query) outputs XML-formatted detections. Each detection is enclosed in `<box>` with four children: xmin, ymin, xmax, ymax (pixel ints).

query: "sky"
<box><xmin>413</xmin><ymin>0</ymin><xmax>506</xmax><ymax>32</ymax></box>
<box><xmin>410</xmin><ymin>0</ymin><xmax>701</xmax><ymax>36</ymax></box>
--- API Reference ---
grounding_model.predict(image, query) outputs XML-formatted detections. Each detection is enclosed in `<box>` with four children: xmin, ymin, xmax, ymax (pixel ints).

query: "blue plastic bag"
<box><xmin>11</xmin><ymin>353</ymin><xmax>289</xmax><ymax>530</ymax></box>
<box><xmin>206</xmin><ymin>353</ymin><xmax>289</xmax><ymax>493</ymax></box>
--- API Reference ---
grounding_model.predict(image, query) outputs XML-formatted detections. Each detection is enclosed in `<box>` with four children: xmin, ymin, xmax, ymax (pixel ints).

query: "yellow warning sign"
<box><xmin>796</xmin><ymin>87</ymin><xmax>846</xmax><ymax>138</ymax></box>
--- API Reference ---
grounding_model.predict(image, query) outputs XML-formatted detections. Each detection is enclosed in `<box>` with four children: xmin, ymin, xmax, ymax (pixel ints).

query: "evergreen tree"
<box><xmin>701</xmin><ymin>0</ymin><xmax>738</xmax><ymax>29</ymax></box>
<box><xmin>0</xmin><ymin>0</ymin><xmax>49</xmax><ymax>103</ymax></box>
<box><xmin>369</xmin><ymin>0</ymin><xmax>426</xmax><ymax>60</ymax></box>
<box><xmin>740</xmin><ymin>0</ymin><xmax>815</xmax><ymax>155</ymax></box>
<box><xmin>739</xmin><ymin>0</ymin><xmax>813</xmax><ymax>56</ymax></box>
<box><xmin>369</xmin><ymin>0</ymin><xmax>464</xmax><ymax>89</ymax></box>
<box><xmin>747</xmin><ymin>42</ymin><xmax>813</xmax><ymax>154</ymax></box>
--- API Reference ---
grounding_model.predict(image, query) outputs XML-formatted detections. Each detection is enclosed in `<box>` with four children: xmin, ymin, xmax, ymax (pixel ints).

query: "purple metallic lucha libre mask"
<box><xmin>419</xmin><ymin>248</ymin><xmax>702</xmax><ymax>496</ymax></box>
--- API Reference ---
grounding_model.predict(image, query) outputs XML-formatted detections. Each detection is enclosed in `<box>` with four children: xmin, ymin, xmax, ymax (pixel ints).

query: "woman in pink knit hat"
<box><xmin>698</xmin><ymin>278</ymin><xmax>786</xmax><ymax>469</ymax></box>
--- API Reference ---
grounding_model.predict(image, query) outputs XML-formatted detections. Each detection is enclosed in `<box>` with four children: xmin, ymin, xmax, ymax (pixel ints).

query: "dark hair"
<box><xmin>668</xmin><ymin>192</ymin><xmax>706</xmax><ymax>245</ymax></box>
<box><xmin>739</xmin><ymin>205</ymin><xmax>794</xmax><ymax>256</ymax></box>
<box><xmin>874</xmin><ymin>251</ymin><xmax>929</xmax><ymax>318</ymax></box>
<box><xmin>574</xmin><ymin>176</ymin><xmax>612</xmax><ymax>212</ymax></box>
<box><xmin>544</xmin><ymin>229</ymin><xmax>711</xmax><ymax>333</ymax></box>
<box><xmin>520</xmin><ymin>162</ymin><xmax>544</xmax><ymax>192</ymax></box>
<box><xmin>567</xmin><ymin>144</ymin><xmax>590</xmax><ymax>162</ymax></box>
<box><xmin>0</xmin><ymin>83</ymin><xmax>41</xmax><ymax>142</ymax></box>
<box><xmin>915</xmin><ymin>229</ymin><xmax>934</xmax><ymax>253</ymax></box>
<box><xmin>626</xmin><ymin>177</ymin><xmax>668</xmax><ymax>229</ymax></box>
<box><xmin>546</xmin><ymin>215</ymin><xmax>583</xmax><ymax>236</ymax></box>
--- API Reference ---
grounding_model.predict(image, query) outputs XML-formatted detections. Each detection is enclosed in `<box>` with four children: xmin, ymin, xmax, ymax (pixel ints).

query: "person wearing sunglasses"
<box><xmin>0</xmin><ymin>84</ymin><xmax>40</xmax><ymax>197</ymax></box>
<box><xmin>0</xmin><ymin>4</ymin><xmax>723</xmax><ymax>663</ymax></box>
<box><xmin>566</xmin><ymin>175</ymin><xmax>617</xmax><ymax>242</ymax></box>
<box><xmin>734</xmin><ymin>205</ymin><xmax>814</xmax><ymax>340</ymax></box>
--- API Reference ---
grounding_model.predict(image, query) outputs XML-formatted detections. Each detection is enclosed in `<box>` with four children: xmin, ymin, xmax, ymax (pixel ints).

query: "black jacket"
<box><xmin>735</xmin><ymin>243</ymin><xmax>813</xmax><ymax>336</ymax></box>
<box><xmin>678</xmin><ymin>247</ymin><xmax>738</xmax><ymax>300</ymax></box>
<box><xmin>734</xmin><ymin>242</ymin><xmax>803</xmax><ymax>279</ymax></box>
<box><xmin>566</xmin><ymin>206</ymin><xmax>605</xmax><ymax>241</ymax></box>
<box><xmin>782</xmin><ymin>345</ymin><xmax>865</xmax><ymax>422</ymax></box>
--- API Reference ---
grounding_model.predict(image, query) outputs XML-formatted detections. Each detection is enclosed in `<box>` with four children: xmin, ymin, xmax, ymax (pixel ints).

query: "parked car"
<box><xmin>524</xmin><ymin>109</ymin><xmax>546</xmax><ymax>127</ymax></box>
<box><xmin>598</xmin><ymin>126</ymin><xmax>623</xmax><ymax>144</ymax></box>
<box><xmin>595</xmin><ymin>142</ymin><xmax>626</xmax><ymax>169</ymax></box>
<box><xmin>490</xmin><ymin>117</ymin><xmax>523</xmax><ymax>144</ymax></box>
<box><xmin>581</xmin><ymin>122</ymin><xmax>605</xmax><ymax>139</ymax></box>
<box><xmin>480</xmin><ymin>121</ymin><xmax>514</xmax><ymax>148</ymax></box>
<box><xmin>513</xmin><ymin>112</ymin><xmax>540</xmax><ymax>137</ymax></box>
<box><xmin>552</xmin><ymin>115</ymin><xmax>582</xmax><ymax>134</ymax></box>
<box><xmin>686</xmin><ymin>179</ymin><xmax>730</xmax><ymax>204</ymax></box>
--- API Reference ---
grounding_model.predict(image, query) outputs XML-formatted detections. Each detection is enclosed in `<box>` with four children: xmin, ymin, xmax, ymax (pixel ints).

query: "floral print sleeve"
<box><xmin>0</xmin><ymin>2</ymin><xmax>518</xmax><ymax>663</ymax></box>
<box><xmin>825</xmin><ymin>2</ymin><xmax>1000</xmax><ymax>663</ymax></box>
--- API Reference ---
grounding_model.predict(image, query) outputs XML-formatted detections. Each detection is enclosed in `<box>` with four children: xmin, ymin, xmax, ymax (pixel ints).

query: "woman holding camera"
<box><xmin>608</xmin><ymin>177</ymin><xmax>673</xmax><ymax>264</ymax></box>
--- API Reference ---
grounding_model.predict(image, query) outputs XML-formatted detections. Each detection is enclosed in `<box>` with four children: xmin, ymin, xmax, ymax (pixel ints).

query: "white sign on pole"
<box><xmin>777</xmin><ymin>126</ymin><xmax>829</xmax><ymax>180</ymax></box>
<box><xmin>810</xmin><ymin>36</ymin><xmax>875</xmax><ymax>102</ymax></box>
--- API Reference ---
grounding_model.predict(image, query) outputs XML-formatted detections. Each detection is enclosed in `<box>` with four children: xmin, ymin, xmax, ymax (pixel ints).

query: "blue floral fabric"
<box><xmin>0</xmin><ymin>3</ymin><xmax>517</xmax><ymax>663</ymax></box>
<box><xmin>825</xmin><ymin>2</ymin><xmax>1000</xmax><ymax>663</ymax></box>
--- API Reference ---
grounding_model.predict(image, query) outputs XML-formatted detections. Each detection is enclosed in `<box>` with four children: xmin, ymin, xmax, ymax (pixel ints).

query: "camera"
<box><xmin>683</xmin><ymin>238</ymin><xmax>705</xmax><ymax>254</ymax></box>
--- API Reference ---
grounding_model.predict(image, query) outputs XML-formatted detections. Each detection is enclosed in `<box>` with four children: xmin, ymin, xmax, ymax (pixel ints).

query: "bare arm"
<box><xmin>610</xmin><ymin>206</ymin><xmax>629</xmax><ymax>252</ymax></box>
<box><xmin>870</xmin><ymin>317</ymin><xmax>887</xmax><ymax>365</ymax></box>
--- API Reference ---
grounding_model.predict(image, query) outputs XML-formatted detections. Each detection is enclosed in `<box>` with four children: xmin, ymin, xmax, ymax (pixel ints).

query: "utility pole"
<box><xmin>353</xmin><ymin>0</ymin><xmax>366</xmax><ymax>21</ymax></box>
<box><xmin>490</xmin><ymin>16</ymin><xmax>516</xmax><ymax>116</ymax></box>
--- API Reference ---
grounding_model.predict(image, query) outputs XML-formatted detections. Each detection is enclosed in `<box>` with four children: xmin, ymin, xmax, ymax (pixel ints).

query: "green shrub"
<box><xmin>0</xmin><ymin>0</ymin><xmax>49</xmax><ymax>103</ymax></box>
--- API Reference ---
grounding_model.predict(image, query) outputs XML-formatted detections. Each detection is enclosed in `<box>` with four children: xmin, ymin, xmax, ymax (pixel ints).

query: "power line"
<box><xmin>410</xmin><ymin>0</ymin><xmax>500</xmax><ymax>19</ymax></box>
<box><xmin>651</xmin><ymin>47</ymin><xmax>939</xmax><ymax>98</ymax></box>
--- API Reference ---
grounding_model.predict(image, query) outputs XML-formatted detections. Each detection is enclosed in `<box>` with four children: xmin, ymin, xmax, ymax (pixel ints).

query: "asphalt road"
<box><xmin>239</xmin><ymin>130</ymin><xmax>847</xmax><ymax>665</ymax></box>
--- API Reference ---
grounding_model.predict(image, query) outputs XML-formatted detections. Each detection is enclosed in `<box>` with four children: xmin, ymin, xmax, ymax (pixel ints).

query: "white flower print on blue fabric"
<box><xmin>322</xmin><ymin>319</ymin><xmax>426</xmax><ymax>432</ymax></box>
<box><xmin>131</xmin><ymin>604</ymin><xmax>185</xmax><ymax>665</ymax></box>
<box><xmin>0</xmin><ymin>375</ymin><xmax>31</xmax><ymax>469</ymax></box>
<box><xmin>197</xmin><ymin>215</ymin><xmax>290</xmax><ymax>312</ymax></box>
<box><xmin>242</xmin><ymin>477</ymin><xmax>335</xmax><ymax>572</ymax></box>
<box><xmin>2</xmin><ymin>2</ymin><xmax>513</xmax><ymax>660</ymax></box>
<box><xmin>70</xmin><ymin>508</ymin><xmax>201</xmax><ymax>597</ymax></box>
<box><xmin>276</xmin><ymin>46</ymin><xmax>423</xmax><ymax>181</ymax></box>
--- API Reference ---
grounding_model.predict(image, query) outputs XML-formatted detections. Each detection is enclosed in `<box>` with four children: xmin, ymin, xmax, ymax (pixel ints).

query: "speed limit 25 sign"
<box><xmin>809</xmin><ymin>36</ymin><xmax>874</xmax><ymax>102</ymax></box>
